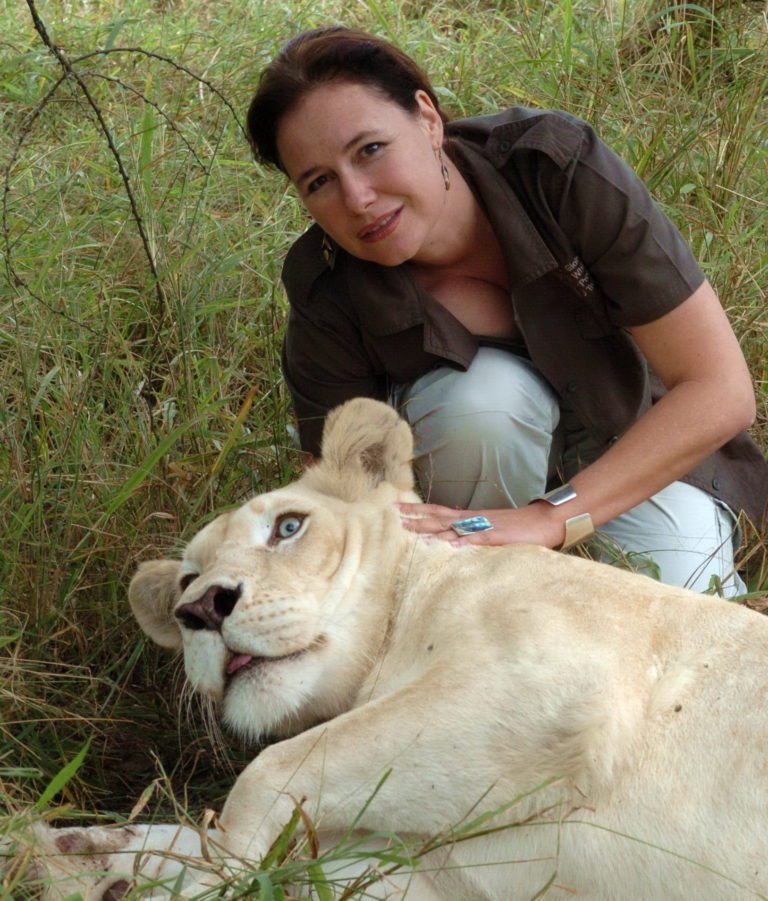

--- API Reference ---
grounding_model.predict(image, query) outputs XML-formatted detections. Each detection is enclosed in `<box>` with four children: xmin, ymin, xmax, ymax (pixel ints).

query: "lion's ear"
<box><xmin>308</xmin><ymin>399</ymin><xmax>415</xmax><ymax>501</ymax></box>
<box><xmin>128</xmin><ymin>559</ymin><xmax>183</xmax><ymax>650</ymax></box>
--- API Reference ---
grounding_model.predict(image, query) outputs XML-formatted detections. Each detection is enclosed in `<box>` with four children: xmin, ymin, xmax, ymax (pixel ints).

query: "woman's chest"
<box><xmin>420</xmin><ymin>274</ymin><xmax>518</xmax><ymax>339</ymax></box>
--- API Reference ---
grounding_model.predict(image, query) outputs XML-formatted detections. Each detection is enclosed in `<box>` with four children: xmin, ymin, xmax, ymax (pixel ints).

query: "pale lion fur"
<box><xmin>13</xmin><ymin>398</ymin><xmax>768</xmax><ymax>899</ymax></box>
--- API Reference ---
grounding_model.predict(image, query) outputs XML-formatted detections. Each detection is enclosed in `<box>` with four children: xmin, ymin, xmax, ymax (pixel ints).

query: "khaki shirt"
<box><xmin>281</xmin><ymin>108</ymin><xmax>768</xmax><ymax>526</ymax></box>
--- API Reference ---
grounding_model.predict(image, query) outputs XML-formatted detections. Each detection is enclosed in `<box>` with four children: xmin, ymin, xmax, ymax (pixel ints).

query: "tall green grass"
<box><xmin>1</xmin><ymin>0</ymin><xmax>766</xmax><ymax>893</ymax></box>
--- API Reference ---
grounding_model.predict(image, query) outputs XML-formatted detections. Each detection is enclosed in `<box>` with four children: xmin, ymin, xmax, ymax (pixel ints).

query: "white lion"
<box><xmin>10</xmin><ymin>398</ymin><xmax>768</xmax><ymax>899</ymax></box>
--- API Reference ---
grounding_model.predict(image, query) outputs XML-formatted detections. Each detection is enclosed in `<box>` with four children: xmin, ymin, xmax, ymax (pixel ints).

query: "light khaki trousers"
<box><xmin>394</xmin><ymin>347</ymin><xmax>746</xmax><ymax>597</ymax></box>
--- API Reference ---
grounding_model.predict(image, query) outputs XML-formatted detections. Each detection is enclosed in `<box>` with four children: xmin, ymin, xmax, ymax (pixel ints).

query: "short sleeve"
<box><xmin>558</xmin><ymin>125</ymin><xmax>706</xmax><ymax>326</ymax></box>
<box><xmin>282</xmin><ymin>292</ymin><xmax>385</xmax><ymax>456</ymax></box>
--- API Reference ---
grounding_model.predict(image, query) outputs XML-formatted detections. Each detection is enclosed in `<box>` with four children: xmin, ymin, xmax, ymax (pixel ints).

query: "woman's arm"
<box><xmin>400</xmin><ymin>280</ymin><xmax>756</xmax><ymax>547</ymax></box>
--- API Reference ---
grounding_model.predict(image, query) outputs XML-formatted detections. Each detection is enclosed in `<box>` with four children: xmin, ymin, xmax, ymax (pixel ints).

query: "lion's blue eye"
<box><xmin>276</xmin><ymin>515</ymin><xmax>304</xmax><ymax>540</ymax></box>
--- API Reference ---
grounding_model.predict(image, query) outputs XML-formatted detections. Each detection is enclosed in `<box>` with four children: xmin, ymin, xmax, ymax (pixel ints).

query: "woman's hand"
<box><xmin>398</xmin><ymin>502</ymin><xmax>565</xmax><ymax>548</ymax></box>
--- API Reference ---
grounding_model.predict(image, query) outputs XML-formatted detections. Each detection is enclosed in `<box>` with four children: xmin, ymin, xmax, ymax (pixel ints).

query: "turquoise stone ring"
<box><xmin>450</xmin><ymin>516</ymin><xmax>494</xmax><ymax>536</ymax></box>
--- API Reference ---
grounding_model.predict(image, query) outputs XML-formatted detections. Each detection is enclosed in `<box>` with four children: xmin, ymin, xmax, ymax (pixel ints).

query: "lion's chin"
<box><xmin>220</xmin><ymin>644</ymin><xmax>328</xmax><ymax>742</ymax></box>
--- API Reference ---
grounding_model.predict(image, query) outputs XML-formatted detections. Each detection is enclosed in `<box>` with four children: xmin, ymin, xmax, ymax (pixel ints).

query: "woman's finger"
<box><xmin>400</xmin><ymin>514</ymin><xmax>452</xmax><ymax>534</ymax></box>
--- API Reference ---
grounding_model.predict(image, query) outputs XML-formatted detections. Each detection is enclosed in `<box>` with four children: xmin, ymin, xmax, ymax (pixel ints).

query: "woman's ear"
<box><xmin>414</xmin><ymin>89</ymin><xmax>444</xmax><ymax>145</ymax></box>
<box><xmin>128</xmin><ymin>560</ymin><xmax>183</xmax><ymax>650</ymax></box>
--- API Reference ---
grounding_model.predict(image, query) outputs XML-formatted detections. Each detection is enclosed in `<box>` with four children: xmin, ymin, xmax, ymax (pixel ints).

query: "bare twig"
<box><xmin>24</xmin><ymin>0</ymin><xmax>167</xmax><ymax>319</ymax></box>
<box><xmin>81</xmin><ymin>70</ymin><xmax>210</xmax><ymax>174</ymax></box>
<box><xmin>71</xmin><ymin>46</ymin><xmax>246</xmax><ymax>138</ymax></box>
<box><xmin>10</xmin><ymin>3</ymin><xmax>243</xmax><ymax>416</ymax></box>
<box><xmin>0</xmin><ymin>71</ymin><xmax>101</xmax><ymax>332</ymax></box>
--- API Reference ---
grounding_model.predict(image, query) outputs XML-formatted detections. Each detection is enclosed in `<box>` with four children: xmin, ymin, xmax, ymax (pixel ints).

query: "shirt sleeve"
<box><xmin>557</xmin><ymin>124</ymin><xmax>706</xmax><ymax>327</ymax></box>
<box><xmin>282</xmin><ymin>291</ymin><xmax>385</xmax><ymax>456</ymax></box>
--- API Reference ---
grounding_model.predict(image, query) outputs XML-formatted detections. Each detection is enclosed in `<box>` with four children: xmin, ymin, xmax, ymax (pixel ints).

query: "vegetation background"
<box><xmin>1</xmin><ymin>0</ymin><xmax>766</xmax><ymax>894</ymax></box>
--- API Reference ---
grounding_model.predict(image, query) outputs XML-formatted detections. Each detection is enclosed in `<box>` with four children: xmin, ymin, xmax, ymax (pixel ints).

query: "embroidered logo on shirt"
<box><xmin>558</xmin><ymin>256</ymin><xmax>595</xmax><ymax>299</ymax></box>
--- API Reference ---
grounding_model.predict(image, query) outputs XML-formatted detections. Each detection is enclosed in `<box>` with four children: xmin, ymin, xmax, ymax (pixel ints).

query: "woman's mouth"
<box><xmin>358</xmin><ymin>208</ymin><xmax>402</xmax><ymax>243</ymax></box>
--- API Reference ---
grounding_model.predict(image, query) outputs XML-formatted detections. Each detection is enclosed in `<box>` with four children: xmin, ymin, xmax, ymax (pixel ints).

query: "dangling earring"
<box><xmin>321</xmin><ymin>231</ymin><xmax>336</xmax><ymax>270</ymax></box>
<box><xmin>438</xmin><ymin>148</ymin><xmax>451</xmax><ymax>191</ymax></box>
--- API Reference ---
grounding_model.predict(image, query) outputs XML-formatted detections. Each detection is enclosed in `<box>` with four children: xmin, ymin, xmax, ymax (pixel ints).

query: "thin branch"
<box><xmin>1</xmin><ymin>71</ymin><xmax>100</xmax><ymax>334</ymax></box>
<box><xmin>9</xmin><ymin>4</ymin><xmax>246</xmax><ymax>413</ymax></box>
<box><xmin>25</xmin><ymin>0</ymin><xmax>167</xmax><ymax>318</ymax></box>
<box><xmin>81</xmin><ymin>70</ymin><xmax>209</xmax><ymax>173</ymax></box>
<box><xmin>71</xmin><ymin>46</ymin><xmax>246</xmax><ymax>138</ymax></box>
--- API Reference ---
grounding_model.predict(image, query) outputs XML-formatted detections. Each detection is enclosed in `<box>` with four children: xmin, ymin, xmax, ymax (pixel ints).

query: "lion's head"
<box><xmin>129</xmin><ymin>399</ymin><xmax>418</xmax><ymax>742</ymax></box>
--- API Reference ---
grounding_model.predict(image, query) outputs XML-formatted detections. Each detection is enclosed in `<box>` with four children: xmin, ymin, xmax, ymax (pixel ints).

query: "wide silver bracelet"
<box><xmin>533</xmin><ymin>484</ymin><xmax>595</xmax><ymax>551</ymax></box>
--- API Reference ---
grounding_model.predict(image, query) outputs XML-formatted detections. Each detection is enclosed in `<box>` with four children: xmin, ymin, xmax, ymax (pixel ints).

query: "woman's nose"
<box><xmin>340</xmin><ymin>174</ymin><xmax>375</xmax><ymax>213</ymax></box>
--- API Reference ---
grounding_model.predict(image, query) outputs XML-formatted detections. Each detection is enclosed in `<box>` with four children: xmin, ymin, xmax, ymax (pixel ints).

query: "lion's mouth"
<box><xmin>225</xmin><ymin>635</ymin><xmax>326</xmax><ymax>679</ymax></box>
<box><xmin>225</xmin><ymin>650</ymin><xmax>304</xmax><ymax>677</ymax></box>
<box><xmin>227</xmin><ymin>653</ymin><xmax>257</xmax><ymax>675</ymax></box>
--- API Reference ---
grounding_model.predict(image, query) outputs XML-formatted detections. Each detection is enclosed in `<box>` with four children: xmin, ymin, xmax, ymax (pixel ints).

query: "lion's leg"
<box><xmin>181</xmin><ymin>831</ymin><xmax>449</xmax><ymax>901</ymax></box>
<box><xmin>10</xmin><ymin>823</ymin><xmax>445</xmax><ymax>900</ymax></box>
<box><xmin>295</xmin><ymin>832</ymin><xmax>448</xmax><ymax>900</ymax></box>
<box><xmin>213</xmin><ymin>675</ymin><xmax>557</xmax><ymax>897</ymax></box>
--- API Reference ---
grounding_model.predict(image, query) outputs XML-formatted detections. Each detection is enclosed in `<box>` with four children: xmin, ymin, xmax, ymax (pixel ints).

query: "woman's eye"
<box><xmin>276</xmin><ymin>515</ymin><xmax>305</xmax><ymax>540</ymax></box>
<box><xmin>179</xmin><ymin>572</ymin><xmax>198</xmax><ymax>591</ymax></box>
<box><xmin>307</xmin><ymin>174</ymin><xmax>329</xmax><ymax>194</ymax></box>
<box><xmin>361</xmin><ymin>142</ymin><xmax>383</xmax><ymax>157</ymax></box>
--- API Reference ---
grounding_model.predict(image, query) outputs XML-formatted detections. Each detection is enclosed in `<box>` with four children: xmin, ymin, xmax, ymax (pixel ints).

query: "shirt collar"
<box><xmin>447</xmin><ymin>136</ymin><xmax>559</xmax><ymax>288</ymax></box>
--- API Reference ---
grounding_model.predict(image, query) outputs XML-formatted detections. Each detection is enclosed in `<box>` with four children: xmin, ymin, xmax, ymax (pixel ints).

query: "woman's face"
<box><xmin>276</xmin><ymin>80</ymin><xmax>449</xmax><ymax>267</ymax></box>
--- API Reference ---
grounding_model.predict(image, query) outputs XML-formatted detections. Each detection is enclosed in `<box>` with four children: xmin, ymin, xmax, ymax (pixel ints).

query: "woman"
<box><xmin>246</xmin><ymin>26</ymin><xmax>767</xmax><ymax>596</ymax></box>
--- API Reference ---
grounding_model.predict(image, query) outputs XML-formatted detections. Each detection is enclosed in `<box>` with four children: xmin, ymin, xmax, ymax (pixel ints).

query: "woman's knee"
<box><xmin>594</xmin><ymin>482</ymin><xmax>745</xmax><ymax>597</ymax></box>
<box><xmin>396</xmin><ymin>349</ymin><xmax>562</xmax><ymax>508</ymax></box>
<box><xmin>400</xmin><ymin>349</ymin><xmax>560</xmax><ymax>452</ymax></box>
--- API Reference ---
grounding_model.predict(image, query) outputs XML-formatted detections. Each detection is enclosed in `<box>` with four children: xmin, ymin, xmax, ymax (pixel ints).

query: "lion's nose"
<box><xmin>175</xmin><ymin>584</ymin><xmax>241</xmax><ymax>632</ymax></box>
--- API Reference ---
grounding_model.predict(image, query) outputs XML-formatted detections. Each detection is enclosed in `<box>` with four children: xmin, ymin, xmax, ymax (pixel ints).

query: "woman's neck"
<box><xmin>410</xmin><ymin>164</ymin><xmax>508</xmax><ymax>289</ymax></box>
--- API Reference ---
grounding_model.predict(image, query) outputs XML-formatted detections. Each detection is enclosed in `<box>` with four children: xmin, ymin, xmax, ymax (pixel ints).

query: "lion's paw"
<box><xmin>3</xmin><ymin>823</ymin><xmax>137</xmax><ymax>899</ymax></box>
<box><xmin>3</xmin><ymin>822</ymin><xmax>217</xmax><ymax>899</ymax></box>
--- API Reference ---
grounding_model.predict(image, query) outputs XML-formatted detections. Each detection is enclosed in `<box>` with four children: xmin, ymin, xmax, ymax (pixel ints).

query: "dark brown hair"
<box><xmin>246</xmin><ymin>26</ymin><xmax>448</xmax><ymax>171</ymax></box>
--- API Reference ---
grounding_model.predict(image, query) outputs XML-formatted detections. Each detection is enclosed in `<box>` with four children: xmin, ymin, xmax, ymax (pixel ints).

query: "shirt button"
<box><xmin>712</xmin><ymin>478</ymin><xmax>721</xmax><ymax>490</ymax></box>
<box><xmin>567</xmin><ymin>380</ymin><xmax>577</xmax><ymax>392</ymax></box>
<box><xmin>499</xmin><ymin>140</ymin><xmax>512</xmax><ymax>153</ymax></box>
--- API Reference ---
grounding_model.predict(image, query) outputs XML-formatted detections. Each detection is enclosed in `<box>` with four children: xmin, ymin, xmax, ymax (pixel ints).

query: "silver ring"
<box><xmin>450</xmin><ymin>515</ymin><xmax>494</xmax><ymax>537</ymax></box>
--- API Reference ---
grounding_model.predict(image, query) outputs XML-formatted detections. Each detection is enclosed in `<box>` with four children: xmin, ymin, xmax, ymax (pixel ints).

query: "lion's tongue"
<box><xmin>227</xmin><ymin>654</ymin><xmax>254</xmax><ymax>675</ymax></box>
